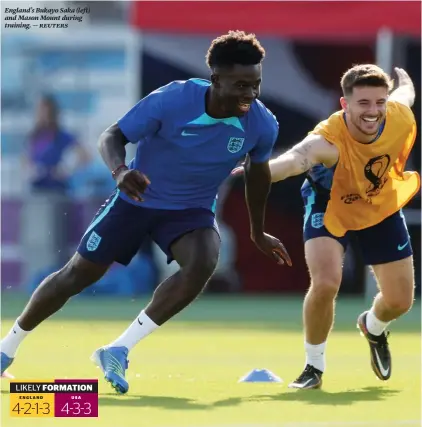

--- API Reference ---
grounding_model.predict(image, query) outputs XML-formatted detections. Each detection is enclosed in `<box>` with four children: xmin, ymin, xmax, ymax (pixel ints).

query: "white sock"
<box><xmin>109</xmin><ymin>310</ymin><xmax>159</xmax><ymax>351</ymax></box>
<box><xmin>366</xmin><ymin>308</ymin><xmax>390</xmax><ymax>336</ymax></box>
<box><xmin>305</xmin><ymin>341</ymin><xmax>326</xmax><ymax>372</ymax></box>
<box><xmin>1</xmin><ymin>320</ymin><xmax>30</xmax><ymax>358</ymax></box>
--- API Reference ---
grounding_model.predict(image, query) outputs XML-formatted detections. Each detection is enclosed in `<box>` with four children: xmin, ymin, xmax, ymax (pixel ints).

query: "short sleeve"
<box><xmin>249</xmin><ymin>112</ymin><xmax>279</xmax><ymax>163</ymax></box>
<box><xmin>117</xmin><ymin>86</ymin><xmax>168</xmax><ymax>143</ymax></box>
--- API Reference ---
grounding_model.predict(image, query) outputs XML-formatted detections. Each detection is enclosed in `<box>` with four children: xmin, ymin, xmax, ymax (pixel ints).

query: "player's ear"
<box><xmin>211</xmin><ymin>73</ymin><xmax>220</xmax><ymax>87</ymax></box>
<box><xmin>340</xmin><ymin>97</ymin><xmax>348</xmax><ymax>112</ymax></box>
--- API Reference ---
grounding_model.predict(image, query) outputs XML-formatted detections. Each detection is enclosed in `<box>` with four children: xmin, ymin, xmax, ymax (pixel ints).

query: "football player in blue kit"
<box><xmin>1</xmin><ymin>31</ymin><xmax>291</xmax><ymax>393</ymax></box>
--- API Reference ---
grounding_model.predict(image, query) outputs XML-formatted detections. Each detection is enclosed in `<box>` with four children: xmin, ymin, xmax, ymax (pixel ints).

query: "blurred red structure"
<box><xmin>131</xmin><ymin>1</ymin><xmax>421</xmax><ymax>40</ymax></box>
<box><xmin>222</xmin><ymin>190</ymin><xmax>310</xmax><ymax>293</ymax></box>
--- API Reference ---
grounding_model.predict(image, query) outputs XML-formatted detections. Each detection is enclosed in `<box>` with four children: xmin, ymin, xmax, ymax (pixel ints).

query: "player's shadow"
<box><xmin>98</xmin><ymin>394</ymin><xmax>209</xmax><ymax>410</ymax></box>
<box><xmin>212</xmin><ymin>386</ymin><xmax>401</xmax><ymax>407</ymax></box>
<box><xmin>99</xmin><ymin>386</ymin><xmax>399</xmax><ymax>410</ymax></box>
<box><xmin>3</xmin><ymin>386</ymin><xmax>401</xmax><ymax>410</ymax></box>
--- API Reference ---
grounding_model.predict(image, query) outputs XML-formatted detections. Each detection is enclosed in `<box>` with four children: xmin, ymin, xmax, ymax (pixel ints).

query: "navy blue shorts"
<box><xmin>77</xmin><ymin>190</ymin><xmax>219</xmax><ymax>266</ymax></box>
<box><xmin>302</xmin><ymin>189</ymin><xmax>413</xmax><ymax>265</ymax></box>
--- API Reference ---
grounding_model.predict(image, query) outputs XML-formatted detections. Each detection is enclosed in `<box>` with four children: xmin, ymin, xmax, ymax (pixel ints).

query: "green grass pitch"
<box><xmin>1</xmin><ymin>294</ymin><xmax>420</xmax><ymax>427</ymax></box>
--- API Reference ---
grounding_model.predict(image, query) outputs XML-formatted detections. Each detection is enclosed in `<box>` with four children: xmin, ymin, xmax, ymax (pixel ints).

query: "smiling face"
<box><xmin>340</xmin><ymin>85</ymin><xmax>388</xmax><ymax>141</ymax></box>
<box><xmin>211</xmin><ymin>64</ymin><xmax>262</xmax><ymax>117</ymax></box>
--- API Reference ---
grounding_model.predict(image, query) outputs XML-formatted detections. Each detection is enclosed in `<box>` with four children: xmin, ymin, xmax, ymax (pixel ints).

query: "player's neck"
<box><xmin>205</xmin><ymin>87</ymin><xmax>232</xmax><ymax>119</ymax></box>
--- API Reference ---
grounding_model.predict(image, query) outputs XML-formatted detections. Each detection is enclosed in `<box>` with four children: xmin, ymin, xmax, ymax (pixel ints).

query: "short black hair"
<box><xmin>206</xmin><ymin>30</ymin><xmax>265</xmax><ymax>69</ymax></box>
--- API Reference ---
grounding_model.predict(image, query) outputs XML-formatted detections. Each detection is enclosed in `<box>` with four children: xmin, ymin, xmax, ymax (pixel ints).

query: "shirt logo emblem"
<box><xmin>227</xmin><ymin>137</ymin><xmax>245</xmax><ymax>153</ymax></box>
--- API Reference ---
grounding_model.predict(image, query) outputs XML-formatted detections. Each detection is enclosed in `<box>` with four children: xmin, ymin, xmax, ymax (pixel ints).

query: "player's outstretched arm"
<box><xmin>389</xmin><ymin>67</ymin><xmax>415</xmax><ymax>108</ymax></box>
<box><xmin>232</xmin><ymin>134</ymin><xmax>338</xmax><ymax>183</ymax></box>
<box><xmin>268</xmin><ymin>134</ymin><xmax>338</xmax><ymax>182</ymax></box>
<box><xmin>244</xmin><ymin>158</ymin><xmax>292</xmax><ymax>266</ymax></box>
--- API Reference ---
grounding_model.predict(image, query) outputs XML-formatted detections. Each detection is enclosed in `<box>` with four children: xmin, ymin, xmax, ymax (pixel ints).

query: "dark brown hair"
<box><xmin>340</xmin><ymin>64</ymin><xmax>393</xmax><ymax>97</ymax></box>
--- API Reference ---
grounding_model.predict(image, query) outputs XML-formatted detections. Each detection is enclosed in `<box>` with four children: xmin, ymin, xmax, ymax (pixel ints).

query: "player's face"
<box><xmin>340</xmin><ymin>86</ymin><xmax>388</xmax><ymax>137</ymax></box>
<box><xmin>213</xmin><ymin>64</ymin><xmax>262</xmax><ymax>117</ymax></box>
<box><xmin>37</xmin><ymin>100</ymin><xmax>55</xmax><ymax>126</ymax></box>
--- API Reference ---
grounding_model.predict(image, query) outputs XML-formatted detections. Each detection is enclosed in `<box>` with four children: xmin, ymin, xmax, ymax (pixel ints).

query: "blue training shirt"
<box><xmin>117</xmin><ymin>78</ymin><xmax>279</xmax><ymax>210</ymax></box>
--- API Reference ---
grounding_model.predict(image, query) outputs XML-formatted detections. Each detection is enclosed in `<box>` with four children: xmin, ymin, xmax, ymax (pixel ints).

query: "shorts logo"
<box><xmin>227</xmin><ymin>137</ymin><xmax>245</xmax><ymax>153</ymax></box>
<box><xmin>311</xmin><ymin>213</ymin><xmax>324</xmax><ymax>229</ymax></box>
<box><xmin>87</xmin><ymin>231</ymin><xmax>102</xmax><ymax>252</ymax></box>
<box><xmin>397</xmin><ymin>241</ymin><xmax>409</xmax><ymax>251</ymax></box>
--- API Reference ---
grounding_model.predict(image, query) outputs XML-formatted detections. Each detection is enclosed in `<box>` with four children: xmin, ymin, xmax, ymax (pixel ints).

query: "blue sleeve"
<box><xmin>249</xmin><ymin>114</ymin><xmax>279</xmax><ymax>163</ymax></box>
<box><xmin>117</xmin><ymin>88</ymin><xmax>165</xmax><ymax>143</ymax></box>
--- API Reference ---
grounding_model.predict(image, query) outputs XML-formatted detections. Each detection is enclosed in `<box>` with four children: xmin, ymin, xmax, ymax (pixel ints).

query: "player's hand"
<box><xmin>251</xmin><ymin>232</ymin><xmax>292</xmax><ymax>266</ymax></box>
<box><xmin>115</xmin><ymin>169</ymin><xmax>150</xmax><ymax>202</ymax></box>
<box><xmin>231</xmin><ymin>163</ymin><xmax>245</xmax><ymax>176</ymax></box>
<box><xmin>394</xmin><ymin>67</ymin><xmax>412</xmax><ymax>87</ymax></box>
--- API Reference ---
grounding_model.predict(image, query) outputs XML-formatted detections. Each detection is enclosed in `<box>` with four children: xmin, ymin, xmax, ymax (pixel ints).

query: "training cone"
<box><xmin>238</xmin><ymin>368</ymin><xmax>282</xmax><ymax>383</ymax></box>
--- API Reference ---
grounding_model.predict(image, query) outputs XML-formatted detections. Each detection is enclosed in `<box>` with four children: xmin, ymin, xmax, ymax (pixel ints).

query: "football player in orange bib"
<box><xmin>233</xmin><ymin>64</ymin><xmax>419</xmax><ymax>389</ymax></box>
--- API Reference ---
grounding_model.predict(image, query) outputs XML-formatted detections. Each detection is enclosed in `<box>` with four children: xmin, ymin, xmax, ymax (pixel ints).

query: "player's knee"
<box><xmin>383</xmin><ymin>297</ymin><xmax>413</xmax><ymax>315</ymax></box>
<box><xmin>381</xmin><ymin>274</ymin><xmax>415</xmax><ymax>315</ymax></box>
<box><xmin>183</xmin><ymin>250</ymin><xmax>219</xmax><ymax>285</ymax></box>
<box><xmin>310</xmin><ymin>273</ymin><xmax>341</xmax><ymax>299</ymax></box>
<box><xmin>383</xmin><ymin>289</ymin><xmax>414</xmax><ymax>315</ymax></box>
<box><xmin>56</xmin><ymin>266</ymin><xmax>88</xmax><ymax>296</ymax></box>
<box><xmin>58</xmin><ymin>255</ymin><xmax>107</xmax><ymax>296</ymax></box>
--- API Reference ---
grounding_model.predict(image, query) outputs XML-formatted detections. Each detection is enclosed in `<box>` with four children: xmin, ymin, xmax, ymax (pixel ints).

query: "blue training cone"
<box><xmin>238</xmin><ymin>368</ymin><xmax>283</xmax><ymax>383</ymax></box>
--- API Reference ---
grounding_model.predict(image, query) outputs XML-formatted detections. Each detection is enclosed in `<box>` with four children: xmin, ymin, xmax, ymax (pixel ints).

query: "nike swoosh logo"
<box><xmin>398</xmin><ymin>241</ymin><xmax>409</xmax><ymax>251</ymax></box>
<box><xmin>373</xmin><ymin>348</ymin><xmax>389</xmax><ymax>377</ymax></box>
<box><xmin>181</xmin><ymin>130</ymin><xmax>197</xmax><ymax>136</ymax></box>
<box><xmin>137</xmin><ymin>318</ymin><xmax>143</xmax><ymax>326</ymax></box>
<box><xmin>299</xmin><ymin>377</ymin><xmax>314</xmax><ymax>388</ymax></box>
<box><xmin>291</xmin><ymin>375</ymin><xmax>318</xmax><ymax>389</ymax></box>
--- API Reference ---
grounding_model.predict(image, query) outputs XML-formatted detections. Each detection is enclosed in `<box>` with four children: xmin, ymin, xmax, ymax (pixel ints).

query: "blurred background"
<box><xmin>1</xmin><ymin>1</ymin><xmax>421</xmax><ymax>302</ymax></box>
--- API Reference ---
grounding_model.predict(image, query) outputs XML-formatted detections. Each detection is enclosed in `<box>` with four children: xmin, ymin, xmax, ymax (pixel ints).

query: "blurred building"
<box><xmin>1</xmin><ymin>1</ymin><xmax>421</xmax><ymax>297</ymax></box>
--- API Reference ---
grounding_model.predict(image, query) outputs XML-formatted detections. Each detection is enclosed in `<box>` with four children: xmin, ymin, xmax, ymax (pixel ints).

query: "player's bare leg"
<box><xmin>1</xmin><ymin>254</ymin><xmax>109</xmax><ymax>374</ymax></box>
<box><xmin>145</xmin><ymin>228</ymin><xmax>220</xmax><ymax>323</ymax></box>
<box><xmin>371</xmin><ymin>256</ymin><xmax>414</xmax><ymax>322</ymax></box>
<box><xmin>357</xmin><ymin>256</ymin><xmax>414</xmax><ymax>380</ymax></box>
<box><xmin>19</xmin><ymin>254</ymin><xmax>110</xmax><ymax>330</ymax></box>
<box><xmin>289</xmin><ymin>237</ymin><xmax>344</xmax><ymax>389</ymax></box>
<box><xmin>93</xmin><ymin>227</ymin><xmax>220</xmax><ymax>394</ymax></box>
